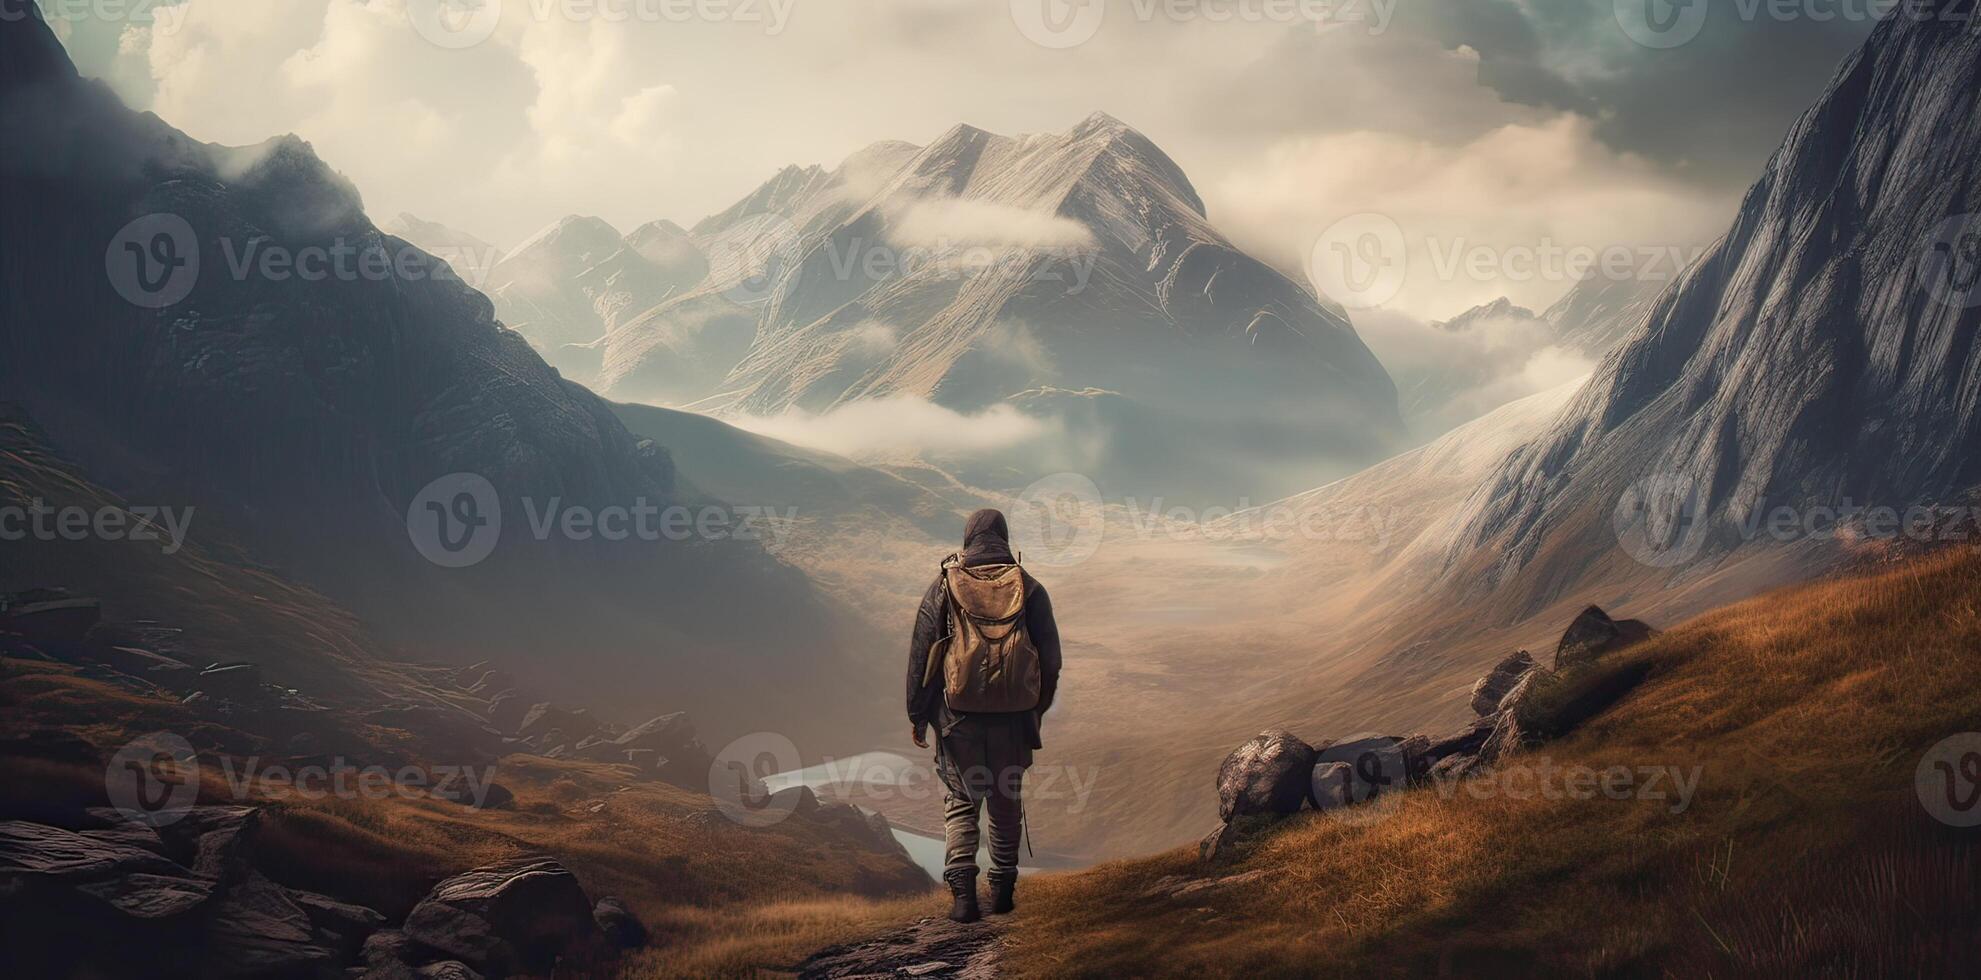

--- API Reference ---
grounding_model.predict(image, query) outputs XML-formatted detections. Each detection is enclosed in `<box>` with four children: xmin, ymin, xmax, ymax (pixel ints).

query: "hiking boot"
<box><xmin>988</xmin><ymin>875</ymin><xmax>1016</xmax><ymax>915</ymax></box>
<box><xmin>945</xmin><ymin>870</ymin><xmax>980</xmax><ymax>923</ymax></box>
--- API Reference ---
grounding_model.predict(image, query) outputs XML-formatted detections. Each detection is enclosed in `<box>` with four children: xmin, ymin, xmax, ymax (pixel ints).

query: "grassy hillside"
<box><xmin>995</xmin><ymin>545</ymin><xmax>1981</xmax><ymax>977</ymax></box>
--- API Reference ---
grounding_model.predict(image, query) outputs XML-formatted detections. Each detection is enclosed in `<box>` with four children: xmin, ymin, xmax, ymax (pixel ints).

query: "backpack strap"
<box><xmin>920</xmin><ymin>554</ymin><xmax>962</xmax><ymax>689</ymax></box>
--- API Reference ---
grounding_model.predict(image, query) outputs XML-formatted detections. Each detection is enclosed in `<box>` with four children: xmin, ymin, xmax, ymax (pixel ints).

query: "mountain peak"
<box><xmin>0</xmin><ymin>0</ymin><xmax>76</xmax><ymax>90</ymax></box>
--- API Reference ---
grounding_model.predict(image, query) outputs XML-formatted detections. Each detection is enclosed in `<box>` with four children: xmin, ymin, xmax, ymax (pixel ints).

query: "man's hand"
<box><xmin>911</xmin><ymin>724</ymin><xmax>929</xmax><ymax>749</ymax></box>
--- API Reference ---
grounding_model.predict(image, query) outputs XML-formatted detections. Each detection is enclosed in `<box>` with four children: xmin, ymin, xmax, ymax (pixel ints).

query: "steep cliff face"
<box><xmin>1446</xmin><ymin>1</ymin><xmax>1981</xmax><ymax>598</ymax></box>
<box><xmin>0</xmin><ymin>2</ymin><xmax>872</xmax><ymax>746</ymax></box>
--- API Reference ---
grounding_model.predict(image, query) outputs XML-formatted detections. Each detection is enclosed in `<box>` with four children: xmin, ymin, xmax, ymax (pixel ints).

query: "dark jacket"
<box><xmin>906</xmin><ymin>511</ymin><xmax>1062</xmax><ymax>751</ymax></box>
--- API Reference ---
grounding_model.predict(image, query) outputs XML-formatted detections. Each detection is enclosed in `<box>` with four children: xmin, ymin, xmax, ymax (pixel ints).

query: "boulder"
<box><xmin>1197</xmin><ymin>812</ymin><xmax>1283</xmax><ymax>865</ymax></box>
<box><xmin>1313</xmin><ymin>735</ymin><xmax>1408</xmax><ymax>804</ymax></box>
<box><xmin>593</xmin><ymin>896</ymin><xmax>648</xmax><ymax>948</ymax></box>
<box><xmin>1476</xmin><ymin>708</ymin><xmax>1529</xmax><ymax>767</ymax></box>
<box><xmin>1470</xmin><ymin>650</ymin><xmax>1538</xmax><ymax>715</ymax></box>
<box><xmin>419</xmin><ymin>963</ymin><xmax>487</xmax><ymax>980</ymax></box>
<box><xmin>1555</xmin><ymin>606</ymin><xmax>1655</xmax><ymax>669</ymax></box>
<box><xmin>1309</xmin><ymin>761</ymin><xmax>1355</xmax><ymax>811</ymax></box>
<box><xmin>0</xmin><ymin>590</ymin><xmax>102</xmax><ymax>643</ymax></box>
<box><xmin>1429</xmin><ymin>754</ymin><xmax>1478</xmax><ymax>783</ymax></box>
<box><xmin>403</xmin><ymin>857</ymin><xmax>598</xmax><ymax>977</ymax></box>
<box><xmin>195</xmin><ymin>870</ymin><xmax>337</xmax><ymax>979</ymax></box>
<box><xmin>1422</xmin><ymin>717</ymin><xmax>1496</xmax><ymax>766</ymax></box>
<box><xmin>613</xmin><ymin>712</ymin><xmax>695</xmax><ymax>751</ymax></box>
<box><xmin>74</xmin><ymin>871</ymin><xmax>215</xmax><ymax>920</ymax></box>
<box><xmin>517</xmin><ymin>704</ymin><xmax>599</xmax><ymax>742</ymax></box>
<box><xmin>0</xmin><ymin>820</ymin><xmax>175</xmax><ymax>880</ymax></box>
<box><xmin>196</xmin><ymin>662</ymin><xmax>267</xmax><ymax>702</ymax></box>
<box><xmin>1216</xmin><ymin>729</ymin><xmax>1316</xmax><ymax>822</ymax></box>
<box><xmin>484</xmin><ymin>691</ymin><xmax>528</xmax><ymax>732</ymax></box>
<box><xmin>769</xmin><ymin>784</ymin><xmax>822</xmax><ymax>818</ymax></box>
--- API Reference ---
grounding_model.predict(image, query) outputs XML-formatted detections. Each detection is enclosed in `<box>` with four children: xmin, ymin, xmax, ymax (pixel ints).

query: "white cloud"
<box><xmin>1214</xmin><ymin>115</ymin><xmax>1731</xmax><ymax>319</ymax></box>
<box><xmin>888</xmin><ymin>198</ymin><xmax>1095</xmax><ymax>250</ymax></box>
<box><xmin>728</xmin><ymin>395</ymin><xmax>1053</xmax><ymax>460</ymax></box>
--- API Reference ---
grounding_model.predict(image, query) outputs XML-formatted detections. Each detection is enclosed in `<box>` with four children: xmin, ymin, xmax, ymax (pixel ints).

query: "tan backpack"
<box><xmin>922</xmin><ymin>557</ymin><xmax>1043</xmax><ymax>713</ymax></box>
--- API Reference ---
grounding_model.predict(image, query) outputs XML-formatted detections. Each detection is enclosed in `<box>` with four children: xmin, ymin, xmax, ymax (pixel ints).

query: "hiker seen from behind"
<box><xmin>907</xmin><ymin>508</ymin><xmax>1063</xmax><ymax>923</ymax></box>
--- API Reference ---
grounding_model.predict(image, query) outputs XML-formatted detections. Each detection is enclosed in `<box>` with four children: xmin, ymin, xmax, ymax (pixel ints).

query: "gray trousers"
<box><xmin>935</xmin><ymin>713</ymin><xmax>1029</xmax><ymax>884</ymax></box>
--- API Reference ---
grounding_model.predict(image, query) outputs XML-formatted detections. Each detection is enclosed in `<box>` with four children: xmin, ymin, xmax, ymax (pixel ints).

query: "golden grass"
<box><xmin>997</xmin><ymin>546</ymin><xmax>1981</xmax><ymax>977</ymax></box>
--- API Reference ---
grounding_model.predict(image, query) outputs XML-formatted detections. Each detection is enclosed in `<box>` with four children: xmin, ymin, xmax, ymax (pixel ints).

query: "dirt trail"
<box><xmin>796</xmin><ymin>916</ymin><xmax>1004</xmax><ymax>978</ymax></box>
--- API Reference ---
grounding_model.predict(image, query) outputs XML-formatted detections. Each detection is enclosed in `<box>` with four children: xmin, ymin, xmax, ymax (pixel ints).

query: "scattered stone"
<box><xmin>1216</xmin><ymin>729</ymin><xmax>1316</xmax><ymax>822</ymax></box>
<box><xmin>1555</xmin><ymin>606</ymin><xmax>1655</xmax><ymax>669</ymax></box>
<box><xmin>1470</xmin><ymin>650</ymin><xmax>1538</xmax><ymax>715</ymax></box>
<box><xmin>74</xmin><ymin>871</ymin><xmax>215</xmax><ymax>919</ymax></box>
<box><xmin>517</xmin><ymin>703</ymin><xmax>599</xmax><ymax>742</ymax></box>
<box><xmin>593</xmin><ymin>896</ymin><xmax>648</xmax><ymax>948</ymax></box>
<box><xmin>796</xmin><ymin>914</ymin><xmax>1002</xmax><ymax>979</ymax></box>
<box><xmin>197</xmin><ymin>662</ymin><xmax>267</xmax><ymax>702</ymax></box>
<box><xmin>1309</xmin><ymin>761</ymin><xmax>1355</xmax><ymax>811</ymax></box>
<box><xmin>196</xmin><ymin>870</ymin><xmax>337</xmax><ymax>979</ymax></box>
<box><xmin>1313</xmin><ymin>735</ymin><xmax>1408</xmax><ymax>804</ymax></box>
<box><xmin>402</xmin><ymin>857</ymin><xmax>598</xmax><ymax>977</ymax></box>
<box><xmin>0</xmin><ymin>820</ymin><xmax>175</xmax><ymax>880</ymax></box>
<box><xmin>0</xmin><ymin>590</ymin><xmax>102</xmax><ymax>643</ymax></box>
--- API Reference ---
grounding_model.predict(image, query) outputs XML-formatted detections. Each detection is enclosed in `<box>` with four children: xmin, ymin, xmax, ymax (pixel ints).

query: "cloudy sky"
<box><xmin>51</xmin><ymin>0</ymin><xmax>1876</xmax><ymax>322</ymax></box>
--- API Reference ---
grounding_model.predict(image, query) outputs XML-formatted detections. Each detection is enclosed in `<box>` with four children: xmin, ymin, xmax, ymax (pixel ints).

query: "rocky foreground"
<box><xmin>1201</xmin><ymin>605</ymin><xmax>1657</xmax><ymax>863</ymax></box>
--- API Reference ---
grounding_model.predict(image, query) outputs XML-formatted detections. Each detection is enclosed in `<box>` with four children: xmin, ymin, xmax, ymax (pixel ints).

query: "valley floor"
<box><xmin>805</xmin><ymin>544</ymin><xmax>1981</xmax><ymax>978</ymax></box>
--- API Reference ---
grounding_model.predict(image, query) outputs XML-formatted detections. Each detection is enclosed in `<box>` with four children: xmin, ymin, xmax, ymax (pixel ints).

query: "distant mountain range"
<box><xmin>1446</xmin><ymin>1</ymin><xmax>1981</xmax><ymax>602</ymax></box>
<box><xmin>0</xmin><ymin>5</ymin><xmax>877</xmax><ymax>748</ymax></box>
<box><xmin>416</xmin><ymin>116</ymin><xmax>1407</xmax><ymax>502</ymax></box>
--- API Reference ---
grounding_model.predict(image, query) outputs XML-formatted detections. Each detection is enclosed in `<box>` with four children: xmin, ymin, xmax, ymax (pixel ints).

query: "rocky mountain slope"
<box><xmin>989</xmin><ymin>544</ymin><xmax>1981</xmax><ymax>976</ymax></box>
<box><xmin>0</xmin><ymin>3</ymin><xmax>873</xmax><ymax>747</ymax></box>
<box><xmin>600</xmin><ymin>114</ymin><xmax>1404</xmax><ymax>501</ymax></box>
<box><xmin>1446</xmin><ymin>1</ymin><xmax>1981</xmax><ymax>605</ymax></box>
<box><xmin>478</xmin><ymin>215</ymin><xmax>708</xmax><ymax>381</ymax></box>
